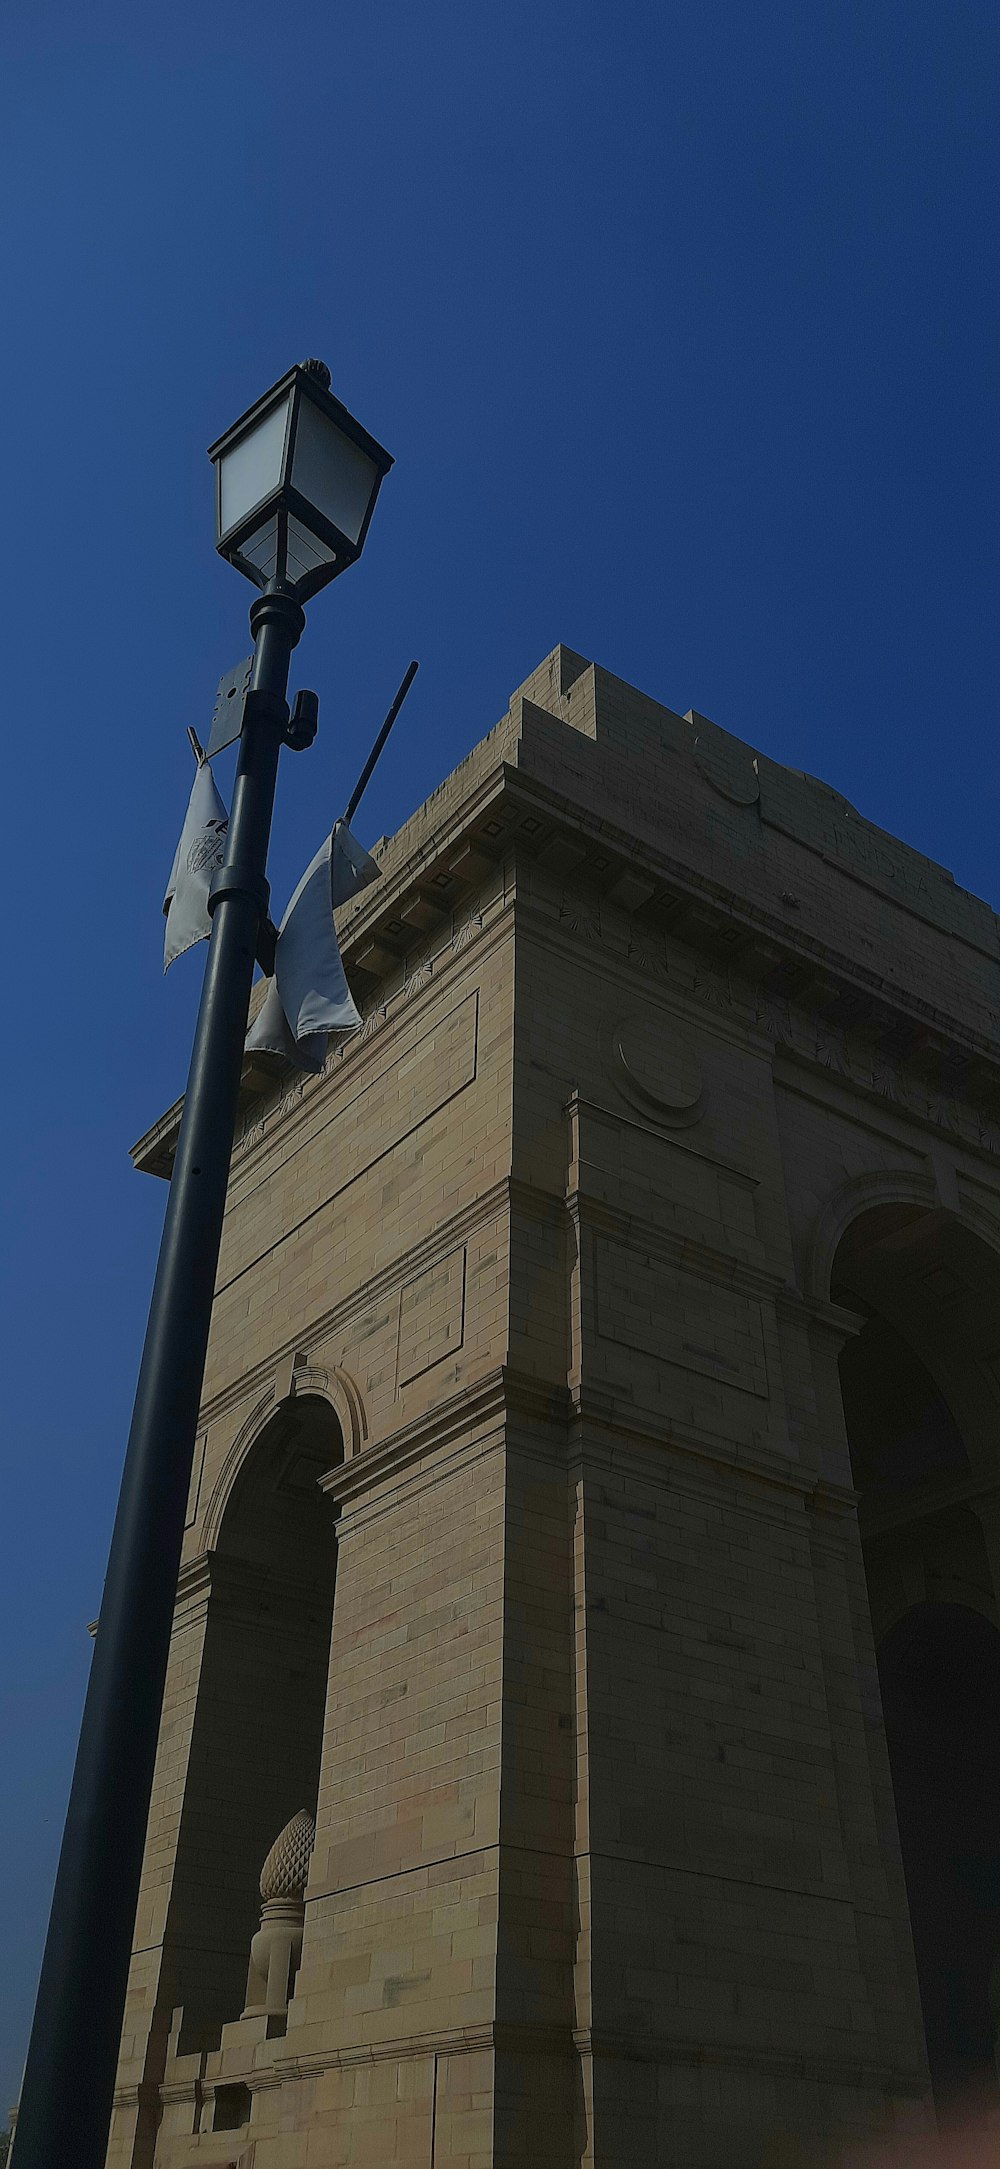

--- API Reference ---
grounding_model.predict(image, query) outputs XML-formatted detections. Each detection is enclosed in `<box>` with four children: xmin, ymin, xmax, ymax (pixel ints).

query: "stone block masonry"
<box><xmin>105</xmin><ymin>644</ymin><xmax>1000</xmax><ymax>2163</ymax></box>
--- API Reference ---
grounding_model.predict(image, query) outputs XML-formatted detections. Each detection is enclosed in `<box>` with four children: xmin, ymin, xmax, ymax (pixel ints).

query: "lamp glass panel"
<box><xmin>285</xmin><ymin>515</ymin><xmax>337</xmax><ymax>586</ymax></box>
<box><xmin>292</xmin><ymin>397</ymin><xmax>378</xmax><ymax>545</ymax></box>
<box><xmin>237</xmin><ymin>515</ymin><xmax>280</xmax><ymax>582</ymax></box>
<box><xmin>219</xmin><ymin>396</ymin><xmax>290</xmax><ymax>536</ymax></box>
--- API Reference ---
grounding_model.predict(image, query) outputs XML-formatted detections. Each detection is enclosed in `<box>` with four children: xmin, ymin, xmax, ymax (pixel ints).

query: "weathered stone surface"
<box><xmin>106</xmin><ymin>646</ymin><xmax>1000</xmax><ymax>2165</ymax></box>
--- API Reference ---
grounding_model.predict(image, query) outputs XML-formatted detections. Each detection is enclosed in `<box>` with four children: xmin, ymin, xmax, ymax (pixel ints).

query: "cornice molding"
<box><xmin>508</xmin><ymin>756</ymin><xmax>1000</xmax><ymax>1003</ymax></box>
<box><xmin>148</xmin><ymin>2017</ymin><xmax>574</xmax><ymax>2104</ymax></box>
<box><xmin>173</xmin><ymin>1551</ymin><xmax>331</xmax><ymax>1626</ymax></box>
<box><xmin>133</xmin><ymin>699</ymin><xmax>1000</xmax><ymax>1179</ymax></box>
<box><xmin>566</xmin><ymin>1385</ymin><xmax>858</xmax><ymax>1519</ymax></box>
<box><xmin>507</xmin><ymin>1172</ymin><xmax>567</xmax><ymax>1226</ymax></box>
<box><xmin>333</xmin><ymin>750</ymin><xmax>517</xmax><ymax>957</ymax></box>
<box><xmin>572</xmin><ymin>2025</ymin><xmax>926</xmax><ymax>2094</ymax></box>
<box><xmin>773</xmin><ymin>1286</ymin><xmax>867</xmax><ymax>1344</ymax></box>
<box><xmin>566</xmin><ymin>1090</ymin><xmax>760</xmax><ymax>1183</ymax></box>
<box><xmin>515</xmin><ymin>860</ymin><xmax>1000</xmax><ymax>1111</ymax></box>
<box><xmin>122</xmin><ymin>2013</ymin><xmax>926</xmax><ymax>2106</ymax></box>
<box><xmin>523</xmin><ymin>884</ymin><xmax>1000</xmax><ymax>1162</ymax></box>
<box><xmin>319</xmin><ymin>1365</ymin><xmax>567</xmax><ymax>1515</ymax></box>
<box><xmin>514</xmin><ymin>896</ymin><xmax>775</xmax><ymax>1061</ymax></box>
<box><xmin>567</xmin><ymin>1185</ymin><xmax>789</xmax><ymax>1304</ymax></box>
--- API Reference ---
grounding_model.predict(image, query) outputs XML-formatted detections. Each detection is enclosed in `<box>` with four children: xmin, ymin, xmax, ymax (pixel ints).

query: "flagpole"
<box><xmin>12</xmin><ymin>584</ymin><xmax>304</xmax><ymax>2169</ymax></box>
<box><xmin>344</xmin><ymin>657</ymin><xmax>418</xmax><ymax>826</ymax></box>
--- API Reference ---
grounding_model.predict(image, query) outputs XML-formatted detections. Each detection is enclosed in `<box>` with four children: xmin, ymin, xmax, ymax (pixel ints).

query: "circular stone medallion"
<box><xmin>613</xmin><ymin>1012</ymin><xmax>703</xmax><ymax>1123</ymax></box>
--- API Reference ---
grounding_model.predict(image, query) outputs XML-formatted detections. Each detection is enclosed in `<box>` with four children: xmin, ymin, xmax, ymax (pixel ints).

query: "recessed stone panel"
<box><xmin>396</xmin><ymin>1246</ymin><xmax>467</xmax><ymax>1387</ymax></box>
<box><xmin>594</xmin><ymin>1233</ymin><xmax>768</xmax><ymax>1399</ymax></box>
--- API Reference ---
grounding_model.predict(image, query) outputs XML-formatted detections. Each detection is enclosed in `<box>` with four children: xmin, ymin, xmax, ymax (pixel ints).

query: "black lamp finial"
<box><xmin>301</xmin><ymin>358</ymin><xmax>332</xmax><ymax>390</ymax></box>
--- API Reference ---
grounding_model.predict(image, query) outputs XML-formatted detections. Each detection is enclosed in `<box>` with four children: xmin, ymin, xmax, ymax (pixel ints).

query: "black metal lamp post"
<box><xmin>12</xmin><ymin>361</ymin><xmax>392</xmax><ymax>2169</ymax></box>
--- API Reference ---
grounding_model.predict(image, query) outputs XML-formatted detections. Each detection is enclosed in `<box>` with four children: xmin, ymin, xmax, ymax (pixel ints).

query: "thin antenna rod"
<box><xmin>187</xmin><ymin>726</ymin><xmax>207</xmax><ymax>765</ymax></box>
<box><xmin>344</xmin><ymin>661</ymin><xmax>418</xmax><ymax>828</ymax></box>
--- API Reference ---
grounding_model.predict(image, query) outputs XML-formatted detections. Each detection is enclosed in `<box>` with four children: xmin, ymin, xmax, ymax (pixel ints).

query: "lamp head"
<box><xmin>208</xmin><ymin>362</ymin><xmax>393</xmax><ymax>599</ymax></box>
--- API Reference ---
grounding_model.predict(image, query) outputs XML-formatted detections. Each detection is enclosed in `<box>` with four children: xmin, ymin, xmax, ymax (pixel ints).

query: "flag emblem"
<box><xmin>163</xmin><ymin>759</ymin><xmax>231</xmax><ymax>971</ymax></box>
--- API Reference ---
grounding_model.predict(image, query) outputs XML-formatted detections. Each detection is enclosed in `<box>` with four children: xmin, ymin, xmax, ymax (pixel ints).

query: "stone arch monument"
<box><xmin>107</xmin><ymin>647</ymin><xmax>1000</xmax><ymax>2164</ymax></box>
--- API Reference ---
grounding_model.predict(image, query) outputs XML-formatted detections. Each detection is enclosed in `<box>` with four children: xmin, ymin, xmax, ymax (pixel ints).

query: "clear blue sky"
<box><xmin>0</xmin><ymin>0</ymin><xmax>996</xmax><ymax>2113</ymax></box>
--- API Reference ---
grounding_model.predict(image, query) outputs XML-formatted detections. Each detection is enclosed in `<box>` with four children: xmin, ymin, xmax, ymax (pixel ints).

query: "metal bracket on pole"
<box><xmin>255</xmin><ymin>915</ymin><xmax>278</xmax><ymax>977</ymax></box>
<box><xmin>206</xmin><ymin>655</ymin><xmax>254</xmax><ymax>758</ymax></box>
<box><xmin>213</xmin><ymin>863</ymin><xmax>278</xmax><ymax>974</ymax></box>
<box><xmin>286</xmin><ymin>688</ymin><xmax>319</xmax><ymax>750</ymax></box>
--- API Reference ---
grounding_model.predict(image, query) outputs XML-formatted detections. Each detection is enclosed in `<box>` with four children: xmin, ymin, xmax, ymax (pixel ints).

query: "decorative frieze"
<box><xmin>530</xmin><ymin>873</ymin><xmax>1000</xmax><ymax>1158</ymax></box>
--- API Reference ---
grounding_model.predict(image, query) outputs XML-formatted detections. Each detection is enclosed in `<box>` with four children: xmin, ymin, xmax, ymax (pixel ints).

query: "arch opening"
<box><xmin>832</xmin><ymin>1202</ymin><xmax>1000</xmax><ymax>2114</ymax></box>
<box><xmin>167</xmin><ymin>1395</ymin><xmax>342</xmax><ymax>2051</ymax></box>
<box><xmin>878</xmin><ymin>1602</ymin><xmax>1000</xmax><ymax>2109</ymax></box>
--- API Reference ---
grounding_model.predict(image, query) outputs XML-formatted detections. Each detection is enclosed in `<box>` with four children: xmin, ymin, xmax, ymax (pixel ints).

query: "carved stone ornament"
<box><xmin>612</xmin><ymin>1010</ymin><xmax>703</xmax><ymax>1125</ymax></box>
<box><xmin>259</xmin><ymin>1808</ymin><xmax>315</xmax><ymax>1900</ymax></box>
<box><xmin>242</xmin><ymin>1810</ymin><xmax>316</xmax><ymax>2026</ymax></box>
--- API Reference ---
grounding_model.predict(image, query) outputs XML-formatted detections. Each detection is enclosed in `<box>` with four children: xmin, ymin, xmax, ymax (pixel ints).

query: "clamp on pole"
<box><xmin>207</xmin><ymin>863</ymin><xmax>271</xmax><ymax>919</ymax></box>
<box><xmin>242</xmin><ymin>686</ymin><xmax>290</xmax><ymax>736</ymax></box>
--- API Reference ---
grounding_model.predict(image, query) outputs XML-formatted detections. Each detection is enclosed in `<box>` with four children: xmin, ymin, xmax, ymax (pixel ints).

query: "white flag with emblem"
<box><xmin>163</xmin><ymin>758</ymin><xmax>229</xmax><ymax>971</ymax></box>
<box><xmin>246</xmin><ymin>820</ymin><xmax>380</xmax><ymax>1072</ymax></box>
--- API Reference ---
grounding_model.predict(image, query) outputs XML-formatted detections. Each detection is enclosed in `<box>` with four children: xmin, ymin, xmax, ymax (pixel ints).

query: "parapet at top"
<box><xmin>504</xmin><ymin>645</ymin><xmax>998</xmax><ymax>975</ymax></box>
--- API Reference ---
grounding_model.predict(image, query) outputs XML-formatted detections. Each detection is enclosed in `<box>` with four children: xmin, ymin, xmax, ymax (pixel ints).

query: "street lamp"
<box><xmin>12</xmin><ymin>362</ymin><xmax>392</xmax><ymax>2169</ymax></box>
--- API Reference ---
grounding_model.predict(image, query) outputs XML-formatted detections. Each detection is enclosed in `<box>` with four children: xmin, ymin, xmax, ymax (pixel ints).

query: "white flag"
<box><xmin>245</xmin><ymin>978</ymin><xmax>328</xmax><ymax>1074</ymax></box>
<box><xmin>163</xmin><ymin>759</ymin><xmax>229</xmax><ymax>971</ymax></box>
<box><xmin>246</xmin><ymin>821</ymin><xmax>380</xmax><ymax>1071</ymax></box>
